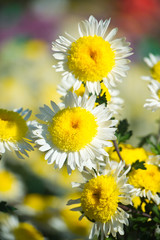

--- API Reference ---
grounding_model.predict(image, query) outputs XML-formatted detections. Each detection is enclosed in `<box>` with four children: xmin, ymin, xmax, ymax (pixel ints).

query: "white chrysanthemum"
<box><xmin>52</xmin><ymin>15</ymin><xmax>132</xmax><ymax>94</ymax></box>
<box><xmin>128</xmin><ymin>163</ymin><xmax>160</xmax><ymax>205</ymax></box>
<box><xmin>0</xmin><ymin>167</ymin><xmax>25</xmax><ymax>202</ymax></box>
<box><xmin>58</xmin><ymin>81</ymin><xmax>124</xmax><ymax>116</ymax></box>
<box><xmin>67</xmin><ymin>161</ymin><xmax>136</xmax><ymax>239</ymax></box>
<box><xmin>0</xmin><ymin>108</ymin><xmax>35</xmax><ymax>158</ymax></box>
<box><xmin>142</xmin><ymin>53</ymin><xmax>160</xmax><ymax>82</ymax></box>
<box><xmin>0</xmin><ymin>215</ymin><xmax>44</xmax><ymax>240</ymax></box>
<box><xmin>144</xmin><ymin>80</ymin><xmax>160</xmax><ymax>111</ymax></box>
<box><xmin>33</xmin><ymin>92</ymin><xmax>117</xmax><ymax>173</ymax></box>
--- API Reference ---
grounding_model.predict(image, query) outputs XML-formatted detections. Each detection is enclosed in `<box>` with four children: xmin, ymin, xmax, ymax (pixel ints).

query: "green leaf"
<box><xmin>115</xmin><ymin>119</ymin><xmax>132</xmax><ymax>144</ymax></box>
<box><xmin>131</xmin><ymin>160</ymin><xmax>146</xmax><ymax>170</ymax></box>
<box><xmin>95</xmin><ymin>92</ymin><xmax>108</xmax><ymax>107</ymax></box>
<box><xmin>0</xmin><ymin>201</ymin><xmax>17</xmax><ymax>213</ymax></box>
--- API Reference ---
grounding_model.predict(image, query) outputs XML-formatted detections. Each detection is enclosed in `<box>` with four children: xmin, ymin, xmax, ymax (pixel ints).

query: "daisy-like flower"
<box><xmin>58</xmin><ymin>81</ymin><xmax>124</xmax><ymax>116</ymax></box>
<box><xmin>67</xmin><ymin>161</ymin><xmax>135</xmax><ymax>239</ymax></box>
<box><xmin>142</xmin><ymin>53</ymin><xmax>160</xmax><ymax>82</ymax></box>
<box><xmin>144</xmin><ymin>80</ymin><xmax>160</xmax><ymax>111</ymax></box>
<box><xmin>0</xmin><ymin>215</ymin><xmax>44</xmax><ymax>240</ymax></box>
<box><xmin>0</xmin><ymin>167</ymin><xmax>25</xmax><ymax>202</ymax></box>
<box><xmin>128</xmin><ymin>163</ymin><xmax>160</xmax><ymax>205</ymax></box>
<box><xmin>52</xmin><ymin>15</ymin><xmax>132</xmax><ymax>94</ymax></box>
<box><xmin>34</xmin><ymin>92</ymin><xmax>117</xmax><ymax>173</ymax></box>
<box><xmin>0</xmin><ymin>108</ymin><xmax>35</xmax><ymax>158</ymax></box>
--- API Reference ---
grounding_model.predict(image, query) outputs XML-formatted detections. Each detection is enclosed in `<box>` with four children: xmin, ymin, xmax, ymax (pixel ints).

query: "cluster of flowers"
<box><xmin>0</xmin><ymin>16</ymin><xmax>160</xmax><ymax>239</ymax></box>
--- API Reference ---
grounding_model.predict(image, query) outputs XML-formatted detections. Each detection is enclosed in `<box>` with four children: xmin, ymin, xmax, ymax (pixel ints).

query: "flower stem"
<box><xmin>113</xmin><ymin>140</ymin><xmax>123</xmax><ymax>161</ymax></box>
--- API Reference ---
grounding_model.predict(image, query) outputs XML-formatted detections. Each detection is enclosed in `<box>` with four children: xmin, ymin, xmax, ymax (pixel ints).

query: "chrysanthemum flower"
<box><xmin>0</xmin><ymin>108</ymin><xmax>35</xmax><ymax>158</ymax></box>
<box><xmin>144</xmin><ymin>80</ymin><xmax>160</xmax><ymax>111</ymax></box>
<box><xmin>142</xmin><ymin>53</ymin><xmax>160</xmax><ymax>82</ymax></box>
<box><xmin>52</xmin><ymin>15</ymin><xmax>132</xmax><ymax>94</ymax></box>
<box><xmin>106</xmin><ymin>143</ymin><xmax>148</xmax><ymax>165</ymax></box>
<box><xmin>58</xmin><ymin>81</ymin><xmax>124</xmax><ymax>116</ymax></box>
<box><xmin>67</xmin><ymin>161</ymin><xmax>135</xmax><ymax>239</ymax></box>
<box><xmin>128</xmin><ymin>163</ymin><xmax>160</xmax><ymax>204</ymax></box>
<box><xmin>0</xmin><ymin>168</ymin><xmax>25</xmax><ymax>202</ymax></box>
<box><xmin>0</xmin><ymin>215</ymin><xmax>44</xmax><ymax>240</ymax></box>
<box><xmin>34</xmin><ymin>92</ymin><xmax>117</xmax><ymax>173</ymax></box>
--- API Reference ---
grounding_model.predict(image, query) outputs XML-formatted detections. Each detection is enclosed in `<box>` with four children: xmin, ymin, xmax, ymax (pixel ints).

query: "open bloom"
<box><xmin>144</xmin><ymin>80</ymin><xmax>160</xmax><ymax>111</ymax></box>
<box><xmin>52</xmin><ymin>15</ymin><xmax>132</xmax><ymax>94</ymax></box>
<box><xmin>34</xmin><ymin>92</ymin><xmax>117</xmax><ymax>173</ymax></box>
<box><xmin>67</xmin><ymin>161</ymin><xmax>135</xmax><ymax>239</ymax></box>
<box><xmin>128</xmin><ymin>163</ymin><xmax>160</xmax><ymax>204</ymax></box>
<box><xmin>0</xmin><ymin>167</ymin><xmax>25</xmax><ymax>202</ymax></box>
<box><xmin>142</xmin><ymin>53</ymin><xmax>160</xmax><ymax>82</ymax></box>
<box><xmin>58</xmin><ymin>81</ymin><xmax>124</xmax><ymax>116</ymax></box>
<box><xmin>0</xmin><ymin>108</ymin><xmax>35</xmax><ymax>158</ymax></box>
<box><xmin>0</xmin><ymin>215</ymin><xmax>44</xmax><ymax>240</ymax></box>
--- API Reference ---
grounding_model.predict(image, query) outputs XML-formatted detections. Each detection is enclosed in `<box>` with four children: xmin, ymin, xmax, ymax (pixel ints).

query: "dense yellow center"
<box><xmin>0</xmin><ymin>109</ymin><xmax>28</xmax><ymax>142</ymax></box>
<box><xmin>70</xmin><ymin>84</ymin><xmax>86</xmax><ymax>97</ymax></box>
<box><xmin>128</xmin><ymin>164</ymin><xmax>160</xmax><ymax>194</ymax></box>
<box><xmin>151</xmin><ymin>61</ymin><xmax>160</xmax><ymax>82</ymax></box>
<box><xmin>13</xmin><ymin>223</ymin><xmax>44</xmax><ymax>240</ymax></box>
<box><xmin>48</xmin><ymin>107</ymin><xmax>98</xmax><ymax>152</ymax></box>
<box><xmin>23</xmin><ymin>194</ymin><xmax>46</xmax><ymax>212</ymax></box>
<box><xmin>81</xmin><ymin>175</ymin><xmax>120</xmax><ymax>223</ymax></box>
<box><xmin>0</xmin><ymin>170</ymin><xmax>16</xmax><ymax>192</ymax></box>
<box><xmin>107</xmin><ymin>144</ymin><xmax>148</xmax><ymax>165</ymax></box>
<box><xmin>67</xmin><ymin>36</ymin><xmax>115</xmax><ymax>83</ymax></box>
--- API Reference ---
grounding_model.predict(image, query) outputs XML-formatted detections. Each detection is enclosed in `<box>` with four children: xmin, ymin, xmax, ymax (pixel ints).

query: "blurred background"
<box><xmin>0</xmin><ymin>0</ymin><xmax>160</xmax><ymax>239</ymax></box>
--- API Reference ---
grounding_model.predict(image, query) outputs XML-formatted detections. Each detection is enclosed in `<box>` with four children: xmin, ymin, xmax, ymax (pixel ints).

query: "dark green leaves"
<box><xmin>0</xmin><ymin>201</ymin><xmax>17</xmax><ymax>213</ymax></box>
<box><xmin>131</xmin><ymin>160</ymin><xmax>146</xmax><ymax>170</ymax></box>
<box><xmin>115</xmin><ymin>119</ymin><xmax>132</xmax><ymax>144</ymax></box>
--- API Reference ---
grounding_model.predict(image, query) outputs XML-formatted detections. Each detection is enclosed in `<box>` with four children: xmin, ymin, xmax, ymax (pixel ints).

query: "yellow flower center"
<box><xmin>151</xmin><ymin>61</ymin><xmax>160</xmax><ymax>82</ymax></box>
<box><xmin>81</xmin><ymin>175</ymin><xmax>120</xmax><ymax>223</ymax></box>
<box><xmin>0</xmin><ymin>109</ymin><xmax>28</xmax><ymax>142</ymax></box>
<box><xmin>70</xmin><ymin>84</ymin><xmax>86</xmax><ymax>97</ymax></box>
<box><xmin>23</xmin><ymin>194</ymin><xmax>46</xmax><ymax>212</ymax></box>
<box><xmin>13</xmin><ymin>222</ymin><xmax>44</xmax><ymax>240</ymax></box>
<box><xmin>157</xmin><ymin>89</ymin><xmax>160</xmax><ymax>99</ymax></box>
<box><xmin>0</xmin><ymin>170</ymin><xmax>16</xmax><ymax>192</ymax></box>
<box><xmin>107</xmin><ymin>144</ymin><xmax>148</xmax><ymax>165</ymax></box>
<box><xmin>100</xmin><ymin>82</ymin><xmax>111</xmax><ymax>102</ymax></box>
<box><xmin>67</xmin><ymin>36</ymin><xmax>115</xmax><ymax>83</ymax></box>
<box><xmin>128</xmin><ymin>164</ymin><xmax>160</xmax><ymax>194</ymax></box>
<box><xmin>48</xmin><ymin>107</ymin><xmax>98</xmax><ymax>152</ymax></box>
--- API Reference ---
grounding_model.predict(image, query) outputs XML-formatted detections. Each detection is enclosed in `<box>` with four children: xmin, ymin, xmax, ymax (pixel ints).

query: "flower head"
<box><xmin>144</xmin><ymin>80</ymin><xmax>160</xmax><ymax>111</ymax></box>
<box><xmin>52</xmin><ymin>16</ymin><xmax>132</xmax><ymax>94</ymax></box>
<box><xmin>34</xmin><ymin>92</ymin><xmax>117</xmax><ymax>173</ymax></box>
<box><xmin>68</xmin><ymin>161</ymin><xmax>135</xmax><ymax>239</ymax></box>
<box><xmin>128</xmin><ymin>163</ymin><xmax>160</xmax><ymax>204</ymax></box>
<box><xmin>0</xmin><ymin>108</ymin><xmax>35</xmax><ymax>158</ymax></box>
<box><xmin>142</xmin><ymin>53</ymin><xmax>160</xmax><ymax>82</ymax></box>
<box><xmin>0</xmin><ymin>215</ymin><xmax>44</xmax><ymax>240</ymax></box>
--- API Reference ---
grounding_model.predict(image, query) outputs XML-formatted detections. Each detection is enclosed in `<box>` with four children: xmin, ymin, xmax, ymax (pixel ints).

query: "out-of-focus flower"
<box><xmin>34</xmin><ymin>92</ymin><xmax>117</xmax><ymax>173</ymax></box>
<box><xmin>52</xmin><ymin>15</ymin><xmax>132</xmax><ymax>95</ymax></box>
<box><xmin>0</xmin><ymin>168</ymin><xmax>25</xmax><ymax>203</ymax></box>
<box><xmin>144</xmin><ymin>80</ymin><xmax>160</xmax><ymax>111</ymax></box>
<box><xmin>68</xmin><ymin>161</ymin><xmax>136</xmax><ymax>239</ymax></box>
<box><xmin>0</xmin><ymin>215</ymin><xmax>44</xmax><ymax>240</ymax></box>
<box><xmin>128</xmin><ymin>163</ymin><xmax>160</xmax><ymax>204</ymax></box>
<box><xmin>142</xmin><ymin>53</ymin><xmax>160</xmax><ymax>82</ymax></box>
<box><xmin>0</xmin><ymin>108</ymin><xmax>35</xmax><ymax>158</ymax></box>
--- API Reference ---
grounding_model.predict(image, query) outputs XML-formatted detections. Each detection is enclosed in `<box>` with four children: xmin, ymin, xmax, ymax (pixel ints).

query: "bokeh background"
<box><xmin>0</xmin><ymin>0</ymin><xmax>160</xmax><ymax>239</ymax></box>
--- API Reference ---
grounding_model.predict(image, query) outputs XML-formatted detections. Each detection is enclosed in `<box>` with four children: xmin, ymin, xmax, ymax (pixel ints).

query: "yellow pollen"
<box><xmin>157</xmin><ymin>89</ymin><xmax>160</xmax><ymax>99</ymax></box>
<box><xmin>48</xmin><ymin>107</ymin><xmax>98</xmax><ymax>152</ymax></box>
<box><xmin>81</xmin><ymin>175</ymin><xmax>120</xmax><ymax>223</ymax></box>
<box><xmin>67</xmin><ymin>36</ymin><xmax>115</xmax><ymax>83</ymax></box>
<box><xmin>0</xmin><ymin>170</ymin><xmax>16</xmax><ymax>192</ymax></box>
<box><xmin>13</xmin><ymin>222</ymin><xmax>44</xmax><ymax>240</ymax></box>
<box><xmin>0</xmin><ymin>109</ymin><xmax>28</xmax><ymax>142</ymax></box>
<box><xmin>128</xmin><ymin>164</ymin><xmax>160</xmax><ymax>194</ymax></box>
<box><xmin>151</xmin><ymin>61</ymin><xmax>160</xmax><ymax>82</ymax></box>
